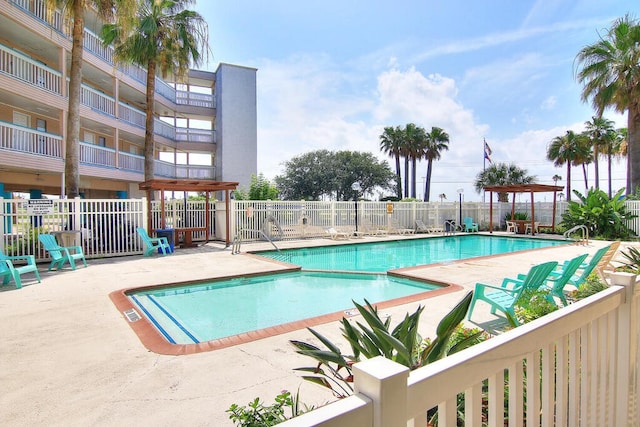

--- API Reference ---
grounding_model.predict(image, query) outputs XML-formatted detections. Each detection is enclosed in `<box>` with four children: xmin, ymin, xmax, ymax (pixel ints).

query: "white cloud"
<box><xmin>541</xmin><ymin>96</ymin><xmax>557</xmax><ymax>110</ymax></box>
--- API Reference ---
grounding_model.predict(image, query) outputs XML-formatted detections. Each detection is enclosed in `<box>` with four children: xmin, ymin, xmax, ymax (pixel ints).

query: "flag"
<box><xmin>484</xmin><ymin>139</ymin><xmax>492</xmax><ymax>155</ymax></box>
<box><xmin>484</xmin><ymin>139</ymin><xmax>492</xmax><ymax>163</ymax></box>
<box><xmin>484</xmin><ymin>151</ymin><xmax>492</xmax><ymax>163</ymax></box>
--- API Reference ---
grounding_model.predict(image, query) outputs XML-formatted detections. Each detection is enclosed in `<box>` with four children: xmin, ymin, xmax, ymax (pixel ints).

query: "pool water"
<box><xmin>258</xmin><ymin>235</ymin><xmax>567</xmax><ymax>272</ymax></box>
<box><xmin>128</xmin><ymin>271</ymin><xmax>439</xmax><ymax>344</ymax></box>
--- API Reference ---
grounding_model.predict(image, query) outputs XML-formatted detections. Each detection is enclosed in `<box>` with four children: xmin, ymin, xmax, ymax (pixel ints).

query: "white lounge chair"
<box><xmin>325</xmin><ymin>227</ymin><xmax>351</xmax><ymax>240</ymax></box>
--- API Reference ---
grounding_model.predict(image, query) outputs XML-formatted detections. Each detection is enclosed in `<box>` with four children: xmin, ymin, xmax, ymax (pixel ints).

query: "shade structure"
<box><xmin>483</xmin><ymin>184</ymin><xmax>564</xmax><ymax>234</ymax></box>
<box><xmin>138</xmin><ymin>179</ymin><xmax>239</xmax><ymax>246</ymax></box>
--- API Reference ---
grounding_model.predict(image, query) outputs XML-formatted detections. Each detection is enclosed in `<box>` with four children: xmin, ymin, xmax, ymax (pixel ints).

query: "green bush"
<box><xmin>560</xmin><ymin>188</ymin><xmax>636</xmax><ymax>240</ymax></box>
<box><xmin>227</xmin><ymin>390</ymin><xmax>311</xmax><ymax>427</ymax></box>
<box><xmin>514</xmin><ymin>289</ymin><xmax>558</xmax><ymax>323</ymax></box>
<box><xmin>571</xmin><ymin>273</ymin><xmax>609</xmax><ymax>300</ymax></box>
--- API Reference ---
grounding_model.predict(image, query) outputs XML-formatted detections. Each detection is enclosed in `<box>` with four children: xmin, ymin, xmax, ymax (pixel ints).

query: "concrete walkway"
<box><xmin>0</xmin><ymin>234</ymin><xmax>611</xmax><ymax>426</ymax></box>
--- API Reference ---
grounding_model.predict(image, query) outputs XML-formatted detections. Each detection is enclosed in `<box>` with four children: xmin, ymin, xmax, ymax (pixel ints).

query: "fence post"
<box><xmin>72</xmin><ymin>196</ymin><xmax>81</xmax><ymax>230</ymax></box>
<box><xmin>141</xmin><ymin>197</ymin><xmax>148</xmax><ymax>233</ymax></box>
<box><xmin>612</xmin><ymin>272</ymin><xmax>639</xmax><ymax>426</ymax></box>
<box><xmin>353</xmin><ymin>356</ymin><xmax>410</xmax><ymax>427</ymax></box>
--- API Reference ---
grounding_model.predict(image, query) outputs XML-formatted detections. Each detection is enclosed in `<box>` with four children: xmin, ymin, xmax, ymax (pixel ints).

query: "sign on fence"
<box><xmin>27</xmin><ymin>199</ymin><xmax>54</xmax><ymax>215</ymax></box>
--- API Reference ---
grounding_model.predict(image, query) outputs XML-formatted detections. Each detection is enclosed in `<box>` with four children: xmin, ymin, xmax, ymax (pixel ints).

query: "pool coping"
<box><xmin>109</xmin><ymin>261</ymin><xmax>462</xmax><ymax>355</ymax></box>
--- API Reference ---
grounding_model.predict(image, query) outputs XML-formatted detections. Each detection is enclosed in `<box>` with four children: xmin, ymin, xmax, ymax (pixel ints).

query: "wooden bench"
<box><xmin>174</xmin><ymin>227</ymin><xmax>207</xmax><ymax>248</ymax></box>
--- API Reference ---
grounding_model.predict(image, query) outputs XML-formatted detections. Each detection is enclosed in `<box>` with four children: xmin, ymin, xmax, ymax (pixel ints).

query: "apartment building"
<box><xmin>0</xmin><ymin>0</ymin><xmax>257</xmax><ymax>199</ymax></box>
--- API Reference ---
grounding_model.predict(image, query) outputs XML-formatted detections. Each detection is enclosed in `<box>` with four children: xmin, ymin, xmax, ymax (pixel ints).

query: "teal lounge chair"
<box><xmin>467</xmin><ymin>261</ymin><xmax>558</xmax><ymax>325</ymax></box>
<box><xmin>136</xmin><ymin>227</ymin><xmax>172</xmax><ymax>256</ymax></box>
<box><xmin>38</xmin><ymin>234</ymin><xmax>87</xmax><ymax>271</ymax></box>
<box><xmin>463</xmin><ymin>217</ymin><xmax>479</xmax><ymax>232</ymax></box>
<box><xmin>548</xmin><ymin>244</ymin><xmax>615</xmax><ymax>291</ymax></box>
<box><xmin>538</xmin><ymin>253</ymin><xmax>589</xmax><ymax>306</ymax></box>
<box><xmin>0</xmin><ymin>249</ymin><xmax>41</xmax><ymax>289</ymax></box>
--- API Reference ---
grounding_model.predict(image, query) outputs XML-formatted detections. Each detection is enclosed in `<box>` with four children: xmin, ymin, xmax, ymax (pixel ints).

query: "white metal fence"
<box><xmin>1</xmin><ymin>198</ymin><xmax>639</xmax><ymax>262</ymax></box>
<box><xmin>281</xmin><ymin>272</ymin><xmax>640</xmax><ymax>427</ymax></box>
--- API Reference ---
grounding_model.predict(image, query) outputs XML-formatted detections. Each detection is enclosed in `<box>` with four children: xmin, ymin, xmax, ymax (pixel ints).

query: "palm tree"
<box><xmin>474</xmin><ymin>162</ymin><xmax>535</xmax><ymax>202</ymax></box>
<box><xmin>379</xmin><ymin>126</ymin><xmax>404</xmax><ymax>198</ymax></box>
<box><xmin>547</xmin><ymin>130</ymin><xmax>589</xmax><ymax>201</ymax></box>
<box><xmin>46</xmin><ymin>0</ymin><xmax>136</xmax><ymax>198</ymax></box>
<box><xmin>422</xmin><ymin>126</ymin><xmax>450</xmax><ymax>202</ymax></box>
<box><xmin>575</xmin><ymin>131</ymin><xmax>594</xmax><ymax>191</ymax></box>
<box><xmin>438</xmin><ymin>193</ymin><xmax>446</xmax><ymax>203</ymax></box>
<box><xmin>584</xmin><ymin>116</ymin><xmax>616</xmax><ymax>190</ymax></box>
<box><xmin>552</xmin><ymin>174</ymin><xmax>562</xmax><ymax>186</ymax></box>
<box><xmin>575</xmin><ymin>14</ymin><xmax>640</xmax><ymax>195</ymax></box>
<box><xmin>102</xmin><ymin>0</ymin><xmax>209</xmax><ymax>182</ymax></box>
<box><xmin>404</xmin><ymin>123</ymin><xmax>426</xmax><ymax>199</ymax></box>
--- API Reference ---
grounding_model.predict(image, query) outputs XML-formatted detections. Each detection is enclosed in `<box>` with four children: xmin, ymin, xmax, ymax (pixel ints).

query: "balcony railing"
<box><xmin>9</xmin><ymin>0</ymin><xmax>215</xmax><ymax>109</ymax></box>
<box><xmin>0</xmin><ymin>121</ymin><xmax>62</xmax><ymax>157</ymax></box>
<box><xmin>80</xmin><ymin>85</ymin><xmax>115</xmax><ymax>117</ymax></box>
<box><xmin>80</xmin><ymin>142</ymin><xmax>116</xmax><ymax>167</ymax></box>
<box><xmin>118</xmin><ymin>102</ymin><xmax>146</xmax><ymax>128</ymax></box>
<box><xmin>118</xmin><ymin>151</ymin><xmax>145</xmax><ymax>172</ymax></box>
<box><xmin>154</xmin><ymin>119</ymin><xmax>176</xmax><ymax>140</ymax></box>
<box><xmin>175</xmin><ymin>128</ymin><xmax>214</xmax><ymax>143</ymax></box>
<box><xmin>154</xmin><ymin>159</ymin><xmax>215</xmax><ymax>179</ymax></box>
<box><xmin>0</xmin><ymin>44</ymin><xmax>63</xmax><ymax>94</ymax></box>
<box><xmin>176</xmin><ymin>90</ymin><xmax>214</xmax><ymax>108</ymax></box>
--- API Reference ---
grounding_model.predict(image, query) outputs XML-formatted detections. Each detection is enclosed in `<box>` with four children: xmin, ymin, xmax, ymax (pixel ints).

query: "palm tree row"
<box><xmin>575</xmin><ymin>14</ymin><xmax>640</xmax><ymax>196</ymax></box>
<box><xmin>379</xmin><ymin>124</ymin><xmax>450</xmax><ymax>201</ymax></box>
<box><xmin>546</xmin><ymin>118</ymin><xmax>626</xmax><ymax>201</ymax></box>
<box><xmin>48</xmin><ymin>0</ymin><xmax>208</xmax><ymax>197</ymax></box>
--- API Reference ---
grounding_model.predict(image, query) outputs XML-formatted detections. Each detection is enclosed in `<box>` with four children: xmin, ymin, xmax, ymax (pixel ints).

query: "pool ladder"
<box><xmin>232</xmin><ymin>228</ymin><xmax>280</xmax><ymax>254</ymax></box>
<box><xmin>563</xmin><ymin>225</ymin><xmax>589</xmax><ymax>245</ymax></box>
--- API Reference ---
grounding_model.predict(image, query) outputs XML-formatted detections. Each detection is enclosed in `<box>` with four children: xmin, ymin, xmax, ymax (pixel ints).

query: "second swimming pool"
<box><xmin>257</xmin><ymin>234</ymin><xmax>567</xmax><ymax>272</ymax></box>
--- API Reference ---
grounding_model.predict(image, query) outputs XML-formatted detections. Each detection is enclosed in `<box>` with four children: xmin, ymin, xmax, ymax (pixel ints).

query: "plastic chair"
<box><xmin>38</xmin><ymin>234</ymin><xmax>87</xmax><ymax>271</ymax></box>
<box><xmin>463</xmin><ymin>217</ymin><xmax>479</xmax><ymax>232</ymax></box>
<box><xmin>136</xmin><ymin>227</ymin><xmax>172</xmax><ymax>256</ymax></box>
<box><xmin>525</xmin><ymin>221</ymin><xmax>540</xmax><ymax>235</ymax></box>
<box><xmin>0</xmin><ymin>249</ymin><xmax>41</xmax><ymax>289</ymax></box>
<box><xmin>549</xmin><ymin>243</ymin><xmax>616</xmax><ymax>289</ymax></box>
<box><xmin>506</xmin><ymin>221</ymin><xmax>517</xmax><ymax>233</ymax></box>
<box><xmin>537</xmin><ymin>253</ymin><xmax>588</xmax><ymax>306</ymax></box>
<box><xmin>467</xmin><ymin>261</ymin><xmax>558</xmax><ymax>325</ymax></box>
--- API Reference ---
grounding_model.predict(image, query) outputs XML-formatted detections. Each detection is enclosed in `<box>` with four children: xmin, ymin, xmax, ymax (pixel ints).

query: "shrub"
<box><xmin>571</xmin><ymin>273</ymin><xmax>609</xmax><ymax>300</ymax></box>
<box><xmin>560</xmin><ymin>188</ymin><xmax>636</xmax><ymax>240</ymax></box>
<box><xmin>227</xmin><ymin>390</ymin><xmax>311</xmax><ymax>427</ymax></box>
<box><xmin>514</xmin><ymin>289</ymin><xmax>558</xmax><ymax>323</ymax></box>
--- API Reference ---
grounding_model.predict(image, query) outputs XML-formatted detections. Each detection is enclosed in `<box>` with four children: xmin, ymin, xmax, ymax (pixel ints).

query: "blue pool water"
<box><xmin>129</xmin><ymin>271</ymin><xmax>439</xmax><ymax>344</ymax></box>
<box><xmin>258</xmin><ymin>235</ymin><xmax>567</xmax><ymax>272</ymax></box>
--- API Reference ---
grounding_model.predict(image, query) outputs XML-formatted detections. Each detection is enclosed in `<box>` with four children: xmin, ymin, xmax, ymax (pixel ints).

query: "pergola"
<box><xmin>484</xmin><ymin>183</ymin><xmax>565</xmax><ymax>234</ymax></box>
<box><xmin>138</xmin><ymin>179</ymin><xmax>238</xmax><ymax>246</ymax></box>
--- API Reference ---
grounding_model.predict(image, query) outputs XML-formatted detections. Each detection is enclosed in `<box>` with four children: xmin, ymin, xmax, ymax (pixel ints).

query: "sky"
<box><xmin>195</xmin><ymin>0</ymin><xmax>635</xmax><ymax>202</ymax></box>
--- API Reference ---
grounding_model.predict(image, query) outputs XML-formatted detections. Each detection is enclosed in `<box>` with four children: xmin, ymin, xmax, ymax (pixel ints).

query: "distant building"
<box><xmin>0</xmin><ymin>1</ymin><xmax>256</xmax><ymax>199</ymax></box>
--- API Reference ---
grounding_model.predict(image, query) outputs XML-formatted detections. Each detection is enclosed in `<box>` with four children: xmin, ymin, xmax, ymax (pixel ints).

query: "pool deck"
<box><xmin>0</xmin><ymin>233</ymin><xmax>614</xmax><ymax>426</ymax></box>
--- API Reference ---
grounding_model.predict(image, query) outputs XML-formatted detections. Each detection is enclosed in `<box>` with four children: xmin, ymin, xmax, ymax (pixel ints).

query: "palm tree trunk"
<box><xmin>628</xmin><ymin>101</ymin><xmax>640</xmax><ymax>194</ymax></box>
<box><xmin>395</xmin><ymin>155</ymin><xmax>402</xmax><ymax>199</ymax></box>
<box><xmin>594</xmin><ymin>147</ymin><xmax>600</xmax><ymax>189</ymax></box>
<box><xmin>144</xmin><ymin>60</ymin><xmax>157</xmax><ymax>183</ymax></box>
<box><xmin>424</xmin><ymin>160</ymin><xmax>433</xmax><ymax>202</ymax></box>
<box><xmin>607</xmin><ymin>148</ymin><xmax>613</xmax><ymax>198</ymax></box>
<box><xmin>411</xmin><ymin>157</ymin><xmax>417</xmax><ymax>198</ymax></box>
<box><xmin>582</xmin><ymin>164</ymin><xmax>588</xmax><ymax>191</ymax></box>
<box><xmin>404</xmin><ymin>157</ymin><xmax>409</xmax><ymax>198</ymax></box>
<box><xmin>64</xmin><ymin>3</ymin><xmax>85</xmax><ymax>199</ymax></box>
<box><xmin>566</xmin><ymin>162</ymin><xmax>572</xmax><ymax>201</ymax></box>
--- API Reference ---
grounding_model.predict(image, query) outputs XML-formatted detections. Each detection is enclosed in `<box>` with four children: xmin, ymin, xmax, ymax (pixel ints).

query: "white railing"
<box><xmin>12</xmin><ymin>0</ymin><xmax>67</xmax><ymax>34</ymax></box>
<box><xmin>175</xmin><ymin>127</ymin><xmax>214</xmax><ymax>143</ymax></box>
<box><xmin>282</xmin><ymin>272</ymin><xmax>640</xmax><ymax>427</ymax></box>
<box><xmin>176</xmin><ymin>90</ymin><xmax>214</xmax><ymax>108</ymax></box>
<box><xmin>154</xmin><ymin>118</ymin><xmax>176</xmax><ymax>140</ymax></box>
<box><xmin>0</xmin><ymin>43</ymin><xmax>63</xmax><ymax>94</ymax></box>
<box><xmin>80</xmin><ymin>84</ymin><xmax>115</xmax><ymax>116</ymax></box>
<box><xmin>155</xmin><ymin>77</ymin><xmax>176</xmax><ymax>102</ymax></box>
<box><xmin>0</xmin><ymin>197</ymin><xmax>147</xmax><ymax>259</ymax></box>
<box><xmin>79</xmin><ymin>141</ymin><xmax>116</xmax><ymax>167</ymax></box>
<box><xmin>0</xmin><ymin>121</ymin><xmax>62</xmax><ymax>157</ymax></box>
<box><xmin>118</xmin><ymin>102</ymin><xmax>146</xmax><ymax>128</ymax></box>
<box><xmin>118</xmin><ymin>151</ymin><xmax>144</xmax><ymax>172</ymax></box>
<box><xmin>83</xmin><ymin>27</ymin><xmax>113</xmax><ymax>64</ymax></box>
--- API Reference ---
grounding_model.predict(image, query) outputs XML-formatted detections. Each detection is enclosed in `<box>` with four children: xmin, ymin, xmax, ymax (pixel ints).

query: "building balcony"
<box><xmin>0</xmin><ymin>121</ymin><xmax>215</xmax><ymax>180</ymax></box>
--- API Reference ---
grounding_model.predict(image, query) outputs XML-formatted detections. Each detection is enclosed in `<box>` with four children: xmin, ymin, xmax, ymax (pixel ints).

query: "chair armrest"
<box><xmin>6</xmin><ymin>254</ymin><xmax>36</xmax><ymax>264</ymax></box>
<box><xmin>501</xmin><ymin>277</ymin><xmax>524</xmax><ymax>289</ymax></box>
<box><xmin>66</xmin><ymin>245</ymin><xmax>84</xmax><ymax>254</ymax></box>
<box><xmin>475</xmin><ymin>282</ymin><xmax>521</xmax><ymax>296</ymax></box>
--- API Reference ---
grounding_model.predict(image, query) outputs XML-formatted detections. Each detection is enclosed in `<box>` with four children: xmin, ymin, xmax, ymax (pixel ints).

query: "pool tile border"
<box><xmin>109</xmin><ymin>270</ymin><xmax>462</xmax><ymax>356</ymax></box>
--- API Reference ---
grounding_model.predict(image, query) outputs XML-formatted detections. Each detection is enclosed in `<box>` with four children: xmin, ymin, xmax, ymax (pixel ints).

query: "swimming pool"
<box><xmin>127</xmin><ymin>271</ymin><xmax>441</xmax><ymax>344</ymax></box>
<box><xmin>257</xmin><ymin>235</ymin><xmax>567</xmax><ymax>271</ymax></box>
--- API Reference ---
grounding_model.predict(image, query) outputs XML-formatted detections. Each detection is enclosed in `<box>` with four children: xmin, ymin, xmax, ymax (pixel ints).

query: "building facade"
<box><xmin>0</xmin><ymin>0</ymin><xmax>257</xmax><ymax>199</ymax></box>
